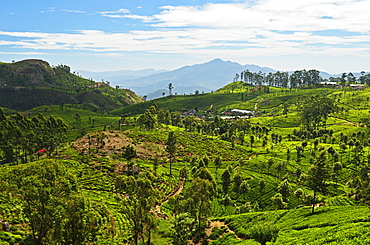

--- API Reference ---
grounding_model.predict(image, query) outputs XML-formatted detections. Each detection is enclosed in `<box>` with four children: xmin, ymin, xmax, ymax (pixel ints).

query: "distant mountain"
<box><xmin>77</xmin><ymin>69</ymin><xmax>168</xmax><ymax>84</ymax></box>
<box><xmin>78</xmin><ymin>59</ymin><xmax>369</xmax><ymax>101</ymax></box>
<box><xmin>114</xmin><ymin>59</ymin><xmax>276</xmax><ymax>99</ymax></box>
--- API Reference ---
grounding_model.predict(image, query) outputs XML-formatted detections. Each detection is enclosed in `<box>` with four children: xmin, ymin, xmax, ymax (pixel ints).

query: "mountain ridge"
<box><xmin>80</xmin><ymin>58</ymin><xmax>354</xmax><ymax>100</ymax></box>
<box><xmin>115</xmin><ymin>58</ymin><xmax>277</xmax><ymax>99</ymax></box>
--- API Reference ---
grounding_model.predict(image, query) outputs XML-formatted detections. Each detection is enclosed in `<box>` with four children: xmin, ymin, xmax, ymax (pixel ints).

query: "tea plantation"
<box><xmin>1</xmin><ymin>79</ymin><xmax>370</xmax><ymax>244</ymax></box>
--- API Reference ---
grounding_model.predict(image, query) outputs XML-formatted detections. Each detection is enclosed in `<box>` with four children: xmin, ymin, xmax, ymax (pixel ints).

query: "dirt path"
<box><xmin>154</xmin><ymin>178</ymin><xmax>185</xmax><ymax>215</ymax></box>
<box><xmin>329</xmin><ymin>116</ymin><xmax>359</xmax><ymax>127</ymax></box>
<box><xmin>205</xmin><ymin>220</ymin><xmax>242</xmax><ymax>240</ymax></box>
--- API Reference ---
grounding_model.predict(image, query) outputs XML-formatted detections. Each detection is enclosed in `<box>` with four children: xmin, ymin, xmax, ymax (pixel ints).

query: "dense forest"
<box><xmin>1</xmin><ymin>63</ymin><xmax>370</xmax><ymax>244</ymax></box>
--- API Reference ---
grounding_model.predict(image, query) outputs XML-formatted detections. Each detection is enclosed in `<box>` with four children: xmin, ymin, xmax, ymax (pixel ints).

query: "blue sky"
<box><xmin>1</xmin><ymin>0</ymin><xmax>370</xmax><ymax>73</ymax></box>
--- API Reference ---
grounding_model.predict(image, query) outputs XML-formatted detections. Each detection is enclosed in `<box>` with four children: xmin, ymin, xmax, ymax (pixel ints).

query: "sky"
<box><xmin>1</xmin><ymin>0</ymin><xmax>370</xmax><ymax>74</ymax></box>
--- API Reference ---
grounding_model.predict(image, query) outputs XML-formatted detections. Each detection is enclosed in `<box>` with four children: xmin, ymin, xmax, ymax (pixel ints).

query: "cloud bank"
<box><xmin>1</xmin><ymin>0</ymin><xmax>370</xmax><ymax>64</ymax></box>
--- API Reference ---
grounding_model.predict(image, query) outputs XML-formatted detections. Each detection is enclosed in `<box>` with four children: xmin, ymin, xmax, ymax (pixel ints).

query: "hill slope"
<box><xmin>0</xmin><ymin>59</ymin><xmax>143</xmax><ymax>111</ymax></box>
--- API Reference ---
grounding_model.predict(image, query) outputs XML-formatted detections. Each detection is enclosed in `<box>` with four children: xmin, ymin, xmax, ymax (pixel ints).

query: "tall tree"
<box><xmin>165</xmin><ymin>131</ymin><xmax>177</xmax><ymax>175</ymax></box>
<box><xmin>168</xmin><ymin>83</ymin><xmax>174</xmax><ymax>96</ymax></box>
<box><xmin>305</xmin><ymin>150</ymin><xmax>329</xmax><ymax>213</ymax></box>
<box><xmin>182</xmin><ymin>178</ymin><xmax>215</xmax><ymax>233</ymax></box>
<box><xmin>214</xmin><ymin>156</ymin><xmax>222</xmax><ymax>179</ymax></box>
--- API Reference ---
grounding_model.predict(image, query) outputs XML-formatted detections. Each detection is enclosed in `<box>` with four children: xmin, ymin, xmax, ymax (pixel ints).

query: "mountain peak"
<box><xmin>209</xmin><ymin>58</ymin><xmax>224</xmax><ymax>62</ymax></box>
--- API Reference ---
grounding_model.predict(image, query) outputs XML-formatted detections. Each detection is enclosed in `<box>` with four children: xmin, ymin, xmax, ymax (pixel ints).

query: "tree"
<box><xmin>240</xmin><ymin>180</ymin><xmax>251</xmax><ymax>199</ymax></box>
<box><xmin>277</xmin><ymin>179</ymin><xmax>291</xmax><ymax>202</ymax></box>
<box><xmin>332</xmin><ymin>161</ymin><xmax>343</xmax><ymax>180</ymax></box>
<box><xmin>168</xmin><ymin>83</ymin><xmax>174</xmax><ymax>96</ymax></box>
<box><xmin>60</xmin><ymin>194</ymin><xmax>102</xmax><ymax>245</ymax></box>
<box><xmin>181</xmin><ymin>178</ymin><xmax>215</xmax><ymax>233</ymax></box>
<box><xmin>220</xmin><ymin>194</ymin><xmax>232</xmax><ymax>214</ymax></box>
<box><xmin>233</xmin><ymin>171</ymin><xmax>243</xmax><ymax>194</ymax></box>
<box><xmin>221</xmin><ymin>168</ymin><xmax>232</xmax><ymax>194</ymax></box>
<box><xmin>137</xmin><ymin>106</ymin><xmax>157</xmax><ymax>130</ymax></box>
<box><xmin>298</xmin><ymin>95</ymin><xmax>337</xmax><ymax>132</ymax></box>
<box><xmin>294</xmin><ymin>188</ymin><xmax>304</xmax><ymax>201</ymax></box>
<box><xmin>259</xmin><ymin>179</ymin><xmax>266</xmax><ymax>194</ymax></box>
<box><xmin>170</xmin><ymin>212</ymin><xmax>193</xmax><ymax>245</ymax></box>
<box><xmin>122</xmin><ymin>145</ymin><xmax>138</xmax><ymax>173</ymax></box>
<box><xmin>305</xmin><ymin>150</ymin><xmax>329</xmax><ymax>213</ymax></box>
<box><xmin>214</xmin><ymin>156</ymin><xmax>222</xmax><ymax>179</ymax></box>
<box><xmin>271</xmin><ymin>193</ymin><xmax>287</xmax><ymax>209</ymax></box>
<box><xmin>239</xmin><ymin>131</ymin><xmax>245</xmax><ymax>145</ymax></box>
<box><xmin>267</xmin><ymin>158</ymin><xmax>274</xmax><ymax>174</ymax></box>
<box><xmin>250</xmin><ymin>135</ymin><xmax>255</xmax><ymax>151</ymax></box>
<box><xmin>276</xmin><ymin>161</ymin><xmax>286</xmax><ymax>179</ymax></box>
<box><xmin>165</xmin><ymin>131</ymin><xmax>177</xmax><ymax>175</ymax></box>
<box><xmin>117</xmin><ymin>174</ymin><xmax>159</xmax><ymax>245</ymax></box>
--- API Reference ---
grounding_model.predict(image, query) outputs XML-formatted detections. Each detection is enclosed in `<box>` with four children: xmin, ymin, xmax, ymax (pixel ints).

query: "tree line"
<box><xmin>235</xmin><ymin>69</ymin><xmax>370</xmax><ymax>88</ymax></box>
<box><xmin>0</xmin><ymin>108</ymin><xmax>67</xmax><ymax>164</ymax></box>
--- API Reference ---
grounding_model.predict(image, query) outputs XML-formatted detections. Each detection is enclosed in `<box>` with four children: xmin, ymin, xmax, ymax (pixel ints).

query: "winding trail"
<box><xmin>205</xmin><ymin>220</ymin><xmax>242</xmax><ymax>241</ymax></box>
<box><xmin>329</xmin><ymin>115</ymin><xmax>359</xmax><ymax>127</ymax></box>
<box><xmin>154</xmin><ymin>178</ymin><xmax>185</xmax><ymax>215</ymax></box>
<box><xmin>233</xmin><ymin>153</ymin><xmax>257</xmax><ymax>171</ymax></box>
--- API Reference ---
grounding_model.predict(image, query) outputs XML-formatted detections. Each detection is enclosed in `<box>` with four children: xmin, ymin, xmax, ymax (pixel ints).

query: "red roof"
<box><xmin>35</xmin><ymin>149</ymin><xmax>48</xmax><ymax>154</ymax></box>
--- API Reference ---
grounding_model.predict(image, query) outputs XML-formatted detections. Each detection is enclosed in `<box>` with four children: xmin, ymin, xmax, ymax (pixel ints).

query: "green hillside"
<box><xmin>211</xmin><ymin>206</ymin><xmax>370</xmax><ymax>244</ymax></box>
<box><xmin>1</xmin><ymin>69</ymin><xmax>370</xmax><ymax>244</ymax></box>
<box><xmin>0</xmin><ymin>59</ymin><xmax>143</xmax><ymax>111</ymax></box>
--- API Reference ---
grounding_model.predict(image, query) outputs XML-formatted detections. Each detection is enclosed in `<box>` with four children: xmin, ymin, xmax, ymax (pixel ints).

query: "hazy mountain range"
<box><xmin>78</xmin><ymin>59</ymin><xmax>362</xmax><ymax>100</ymax></box>
<box><xmin>78</xmin><ymin>59</ymin><xmax>276</xmax><ymax>100</ymax></box>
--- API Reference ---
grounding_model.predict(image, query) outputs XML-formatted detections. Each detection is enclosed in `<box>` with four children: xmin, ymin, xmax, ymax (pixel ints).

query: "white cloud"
<box><xmin>2</xmin><ymin>0</ymin><xmax>370</xmax><ymax>65</ymax></box>
<box><xmin>61</xmin><ymin>9</ymin><xmax>86</xmax><ymax>14</ymax></box>
<box><xmin>99</xmin><ymin>8</ymin><xmax>154</xmax><ymax>21</ymax></box>
<box><xmin>99</xmin><ymin>8</ymin><xmax>130</xmax><ymax>17</ymax></box>
<box><xmin>148</xmin><ymin>0</ymin><xmax>370</xmax><ymax>33</ymax></box>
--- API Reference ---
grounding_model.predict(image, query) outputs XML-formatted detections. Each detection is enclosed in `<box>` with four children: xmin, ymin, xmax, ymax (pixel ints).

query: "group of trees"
<box><xmin>298</xmin><ymin>95</ymin><xmax>338</xmax><ymax>132</ymax></box>
<box><xmin>237</xmin><ymin>69</ymin><xmax>323</xmax><ymax>89</ymax></box>
<box><xmin>116</xmin><ymin>174</ymin><xmax>159</xmax><ymax>245</ymax></box>
<box><xmin>0</xmin><ymin>108</ymin><xmax>67</xmax><ymax>164</ymax></box>
<box><xmin>2</xmin><ymin>160</ymin><xmax>103</xmax><ymax>245</ymax></box>
<box><xmin>236</xmin><ymin>69</ymin><xmax>370</xmax><ymax>89</ymax></box>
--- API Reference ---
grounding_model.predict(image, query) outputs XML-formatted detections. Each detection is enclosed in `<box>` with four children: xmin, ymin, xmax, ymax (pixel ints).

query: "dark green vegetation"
<box><xmin>0</xmin><ymin>59</ymin><xmax>142</xmax><ymax>111</ymax></box>
<box><xmin>1</xmin><ymin>64</ymin><xmax>370</xmax><ymax>244</ymax></box>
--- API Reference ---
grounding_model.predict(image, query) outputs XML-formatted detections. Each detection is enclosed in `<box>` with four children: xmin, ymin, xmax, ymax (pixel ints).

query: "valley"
<box><xmin>1</xmin><ymin>59</ymin><xmax>370</xmax><ymax>244</ymax></box>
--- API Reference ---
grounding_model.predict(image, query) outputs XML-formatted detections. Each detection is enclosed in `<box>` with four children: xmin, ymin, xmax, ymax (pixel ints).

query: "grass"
<box><xmin>3</xmin><ymin>82</ymin><xmax>370</xmax><ymax>244</ymax></box>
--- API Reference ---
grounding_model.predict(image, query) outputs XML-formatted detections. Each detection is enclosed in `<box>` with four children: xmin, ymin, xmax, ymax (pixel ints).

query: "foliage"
<box><xmin>116</xmin><ymin>173</ymin><xmax>159</xmax><ymax>245</ymax></box>
<box><xmin>0</xmin><ymin>110</ymin><xmax>67</xmax><ymax>164</ymax></box>
<box><xmin>170</xmin><ymin>213</ymin><xmax>193</xmax><ymax>245</ymax></box>
<box><xmin>3</xmin><ymin>160</ymin><xmax>100</xmax><ymax>245</ymax></box>
<box><xmin>165</xmin><ymin>131</ymin><xmax>177</xmax><ymax>175</ymax></box>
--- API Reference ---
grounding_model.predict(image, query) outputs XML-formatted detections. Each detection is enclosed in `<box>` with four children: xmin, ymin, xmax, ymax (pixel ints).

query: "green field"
<box><xmin>1</xmin><ymin>78</ymin><xmax>370</xmax><ymax>244</ymax></box>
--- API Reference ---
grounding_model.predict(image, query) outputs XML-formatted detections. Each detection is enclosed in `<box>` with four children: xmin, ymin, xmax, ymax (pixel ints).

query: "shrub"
<box><xmin>249</xmin><ymin>222</ymin><xmax>279</xmax><ymax>245</ymax></box>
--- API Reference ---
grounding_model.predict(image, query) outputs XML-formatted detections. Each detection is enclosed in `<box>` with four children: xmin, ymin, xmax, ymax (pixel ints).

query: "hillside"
<box><xmin>0</xmin><ymin>59</ymin><xmax>143</xmax><ymax>111</ymax></box>
<box><xmin>1</xmin><ymin>70</ymin><xmax>370</xmax><ymax>244</ymax></box>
